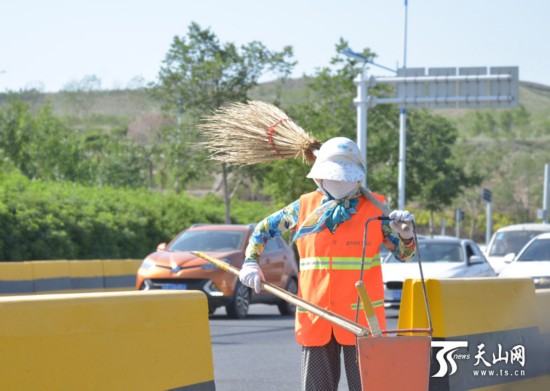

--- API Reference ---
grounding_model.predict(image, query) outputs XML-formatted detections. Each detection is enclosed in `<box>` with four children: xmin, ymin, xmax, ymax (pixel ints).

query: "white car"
<box><xmin>382</xmin><ymin>236</ymin><xmax>496</xmax><ymax>307</ymax></box>
<box><xmin>498</xmin><ymin>232</ymin><xmax>550</xmax><ymax>289</ymax></box>
<box><xmin>485</xmin><ymin>223</ymin><xmax>550</xmax><ymax>274</ymax></box>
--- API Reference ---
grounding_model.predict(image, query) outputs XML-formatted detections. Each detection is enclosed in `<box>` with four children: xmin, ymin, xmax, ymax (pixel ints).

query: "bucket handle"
<box><xmin>356</xmin><ymin>216</ymin><xmax>433</xmax><ymax>336</ymax></box>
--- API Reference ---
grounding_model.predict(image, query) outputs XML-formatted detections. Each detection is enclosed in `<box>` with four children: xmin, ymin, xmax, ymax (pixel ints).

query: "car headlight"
<box><xmin>201</xmin><ymin>258</ymin><xmax>232</xmax><ymax>270</ymax></box>
<box><xmin>140</xmin><ymin>258</ymin><xmax>156</xmax><ymax>270</ymax></box>
<box><xmin>533</xmin><ymin>277</ymin><xmax>550</xmax><ymax>289</ymax></box>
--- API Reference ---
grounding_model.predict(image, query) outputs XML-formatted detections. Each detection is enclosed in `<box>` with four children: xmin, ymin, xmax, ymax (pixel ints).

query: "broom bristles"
<box><xmin>198</xmin><ymin>101</ymin><xmax>321</xmax><ymax>165</ymax></box>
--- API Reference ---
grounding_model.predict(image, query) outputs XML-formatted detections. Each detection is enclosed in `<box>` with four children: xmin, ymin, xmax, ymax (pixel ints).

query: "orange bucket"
<box><xmin>356</xmin><ymin>335</ymin><xmax>432</xmax><ymax>390</ymax></box>
<box><xmin>352</xmin><ymin>218</ymin><xmax>433</xmax><ymax>390</ymax></box>
<box><xmin>355</xmin><ymin>280</ymin><xmax>432</xmax><ymax>390</ymax></box>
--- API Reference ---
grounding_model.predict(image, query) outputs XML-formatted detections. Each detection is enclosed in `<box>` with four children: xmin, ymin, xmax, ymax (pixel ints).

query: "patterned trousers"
<box><xmin>301</xmin><ymin>333</ymin><xmax>362</xmax><ymax>391</ymax></box>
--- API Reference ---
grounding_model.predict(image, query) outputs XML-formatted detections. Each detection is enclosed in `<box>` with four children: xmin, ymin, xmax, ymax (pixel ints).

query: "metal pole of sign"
<box><xmin>398</xmin><ymin>0</ymin><xmax>409</xmax><ymax>210</ymax></box>
<box><xmin>398</xmin><ymin>108</ymin><xmax>406</xmax><ymax>210</ymax></box>
<box><xmin>342</xmin><ymin>47</ymin><xmax>397</xmax><ymax>189</ymax></box>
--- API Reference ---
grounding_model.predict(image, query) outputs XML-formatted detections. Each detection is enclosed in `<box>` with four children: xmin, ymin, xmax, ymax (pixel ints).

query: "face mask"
<box><xmin>322</xmin><ymin>179</ymin><xmax>359</xmax><ymax>200</ymax></box>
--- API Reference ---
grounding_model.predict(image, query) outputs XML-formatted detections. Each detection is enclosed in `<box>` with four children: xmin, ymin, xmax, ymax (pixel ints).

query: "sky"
<box><xmin>2</xmin><ymin>0</ymin><xmax>549</xmax><ymax>92</ymax></box>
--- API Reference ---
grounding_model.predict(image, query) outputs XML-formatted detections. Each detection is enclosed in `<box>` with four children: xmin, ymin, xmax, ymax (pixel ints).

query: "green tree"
<box><xmin>405</xmin><ymin>110</ymin><xmax>481</xmax><ymax>233</ymax></box>
<box><xmin>0</xmin><ymin>98</ymin><xmax>34</xmax><ymax>175</ymax></box>
<box><xmin>152</xmin><ymin>22</ymin><xmax>296</xmax><ymax>221</ymax></box>
<box><xmin>0</xmin><ymin>97</ymin><xmax>87</xmax><ymax>182</ymax></box>
<box><xmin>153</xmin><ymin>22</ymin><xmax>295</xmax><ymax>117</ymax></box>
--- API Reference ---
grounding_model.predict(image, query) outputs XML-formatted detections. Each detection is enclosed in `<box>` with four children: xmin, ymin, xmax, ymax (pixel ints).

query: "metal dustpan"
<box><xmin>353</xmin><ymin>216</ymin><xmax>433</xmax><ymax>391</ymax></box>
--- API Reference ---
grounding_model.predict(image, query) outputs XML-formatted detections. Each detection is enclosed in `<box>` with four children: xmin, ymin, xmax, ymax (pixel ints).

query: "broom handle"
<box><xmin>361</xmin><ymin>187</ymin><xmax>410</xmax><ymax>232</ymax></box>
<box><xmin>191</xmin><ymin>251</ymin><xmax>370</xmax><ymax>338</ymax></box>
<box><xmin>360</xmin><ymin>187</ymin><xmax>391</xmax><ymax>215</ymax></box>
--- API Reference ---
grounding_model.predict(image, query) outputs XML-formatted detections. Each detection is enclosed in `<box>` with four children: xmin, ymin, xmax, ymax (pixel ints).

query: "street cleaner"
<box><xmin>199</xmin><ymin>101</ymin><xmax>417</xmax><ymax>391</ymax></box>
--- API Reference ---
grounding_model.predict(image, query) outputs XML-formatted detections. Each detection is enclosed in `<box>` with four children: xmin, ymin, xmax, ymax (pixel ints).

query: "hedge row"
<box><xmin>0</xmin><ymin>169</ymin><xmax>272</xmax><ymax>261</ymax></box>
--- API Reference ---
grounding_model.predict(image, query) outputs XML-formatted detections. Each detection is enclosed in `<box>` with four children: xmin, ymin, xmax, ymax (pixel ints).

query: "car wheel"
<box><xmin>278</xmin><ymin>277</ymin><xmax>298</xmax><ymax>316</ymax></box>
<box><xmin>226</xmin><ymin>280</ymin><xmax>250</xmax><ymax>319</ymax></box>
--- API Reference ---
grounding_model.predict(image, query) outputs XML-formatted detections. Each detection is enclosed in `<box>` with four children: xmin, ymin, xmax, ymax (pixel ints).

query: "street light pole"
<box><xmin>354</xmin><ymin>66</ymin><xmax>369</xmax><ymax>187</ymax></box>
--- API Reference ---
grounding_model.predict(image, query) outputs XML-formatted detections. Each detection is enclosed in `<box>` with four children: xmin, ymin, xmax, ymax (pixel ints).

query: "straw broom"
<box><xmin>198</xmin><ymin>100</ymin><xmax>322</xmax><ymax>166</ymax></box>
<box><xmin>198</xmin><ymin>100</ymin><xmax>389</xmax><ymax>214</ymax></box>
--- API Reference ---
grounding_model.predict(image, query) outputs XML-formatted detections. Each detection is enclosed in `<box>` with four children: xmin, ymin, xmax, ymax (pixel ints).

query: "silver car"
<box><xmin>485</xmin><ymin>223</ymin><xmax>550</xmax><ymax>274</ymax></box>
<box><xmin>382</xmin><ymin>236</ymin><xmax>496</xmax><ymax>307</ymax></box>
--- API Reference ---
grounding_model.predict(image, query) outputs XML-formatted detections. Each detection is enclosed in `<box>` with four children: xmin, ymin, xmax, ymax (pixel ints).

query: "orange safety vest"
<box><xmin>294</xmin><ymin>191</ymin><xmax>386</xmax><ymax>346</ymax></box>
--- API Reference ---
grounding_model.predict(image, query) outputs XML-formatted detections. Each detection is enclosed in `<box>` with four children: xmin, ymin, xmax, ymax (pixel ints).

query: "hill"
<box><xmin>5</xmin><ymin>78</ymin><xmax>548</xmax><ymax>135</ymax></box>
<box><xmin>1</xmin><ymin>78</ymin><xmax>549</xmax><ymax>230</ymax></box>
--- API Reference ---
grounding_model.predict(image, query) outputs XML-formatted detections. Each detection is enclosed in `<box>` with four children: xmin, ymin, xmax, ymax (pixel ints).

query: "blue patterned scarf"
<box><xmin>293</xmin><ymin>190</ymin><xmax>359</xmax><ymax>242</ymax></box>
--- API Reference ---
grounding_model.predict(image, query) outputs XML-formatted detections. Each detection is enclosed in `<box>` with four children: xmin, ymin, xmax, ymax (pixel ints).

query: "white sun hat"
<box><xmin>306</xmin><ymin>137</ymin><xmax>365</xmax><ymax>181</ymax></box>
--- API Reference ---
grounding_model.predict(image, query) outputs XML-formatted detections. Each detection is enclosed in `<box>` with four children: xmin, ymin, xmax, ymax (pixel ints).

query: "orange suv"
<box><xmin>136</xmin><ymin>224</ymin><xmax>299</xmax><ymax>319</ymax></box>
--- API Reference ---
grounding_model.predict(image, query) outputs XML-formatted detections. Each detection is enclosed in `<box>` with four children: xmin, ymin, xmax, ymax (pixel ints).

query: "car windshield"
<box><xmin>385</xmin><ymin>242</ymin><xmax>463</xmax><ymax>263</ymax></box>
<box><xmin>517</xmin><ymin>238</ymin><xmax>550</xmax><ymax>262</ymax></box>
<box><xmin>488</xmin><ymin>231</ymin><xmax>545</xmax><ymax>256</ymax></box>
<box><xmin>168</xmin><ymin>230</ymin><xmax>246</xmax><ymax>252</ymax></box>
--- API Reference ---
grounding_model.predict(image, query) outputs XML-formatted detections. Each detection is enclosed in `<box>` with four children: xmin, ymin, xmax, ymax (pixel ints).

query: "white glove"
<box><xmin>389</xmin><ymin>210</ymin><xmax>415</xmax><ymax>240</ymax></box>
<box><xmin>239</xmin><ymin>262</ymin><xmax>264</xmax><ymax>294</ymax></box>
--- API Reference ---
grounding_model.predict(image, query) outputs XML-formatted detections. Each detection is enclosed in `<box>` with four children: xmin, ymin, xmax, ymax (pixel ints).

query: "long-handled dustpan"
<box><xmin>190</xmin><ymin>251</ymin><xmax>370</xmax><ymax>338</ymax></box>
<box><xmin>353</xmin><ymin>216</ymin><xmax>433</xmax><ymax>390</ymax></box>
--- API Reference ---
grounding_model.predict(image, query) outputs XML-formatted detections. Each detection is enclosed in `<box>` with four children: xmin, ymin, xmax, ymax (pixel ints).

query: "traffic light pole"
<box><xmin>544</xmin><ymin>163</ymin><xmax>549</xmax><ymax>224</ymax></box>
<box><xmin>455</xmin><ymin>208</ymin><xmax>464</xmax><ymax>238</ymax></box>
<box><xmin>482</xmin><ymin>188</ymin><xmax>493</xmax><ymax>245</ymax></box>
<box><xmin>486</xmin><ymin>201</ymin><xmax>493</xmax><ymax>246</ymax></box>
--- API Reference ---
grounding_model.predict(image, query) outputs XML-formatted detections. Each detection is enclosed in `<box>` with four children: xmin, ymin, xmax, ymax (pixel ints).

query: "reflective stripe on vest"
<box><xmin>299</xmin><ymin>256</ymin><xmax>381</xmax><ymax>271</ymax></box>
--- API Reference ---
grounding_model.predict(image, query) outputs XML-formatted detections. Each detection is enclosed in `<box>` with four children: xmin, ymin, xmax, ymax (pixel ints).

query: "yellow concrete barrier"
<box><xmin>0</xmin><ymin>260</ymin><xmax>142</xmax><ymax>295</ymax></box>
<box><xmin>535</xmin><ymin>289</ymin><xmax>550</xmax><ymax>334</ymax></box>
<box><xmin>69</xmin><ymin>260</ymin><xmax>104</xmax><ymax>292</ymax></box>
<box><xmin>0</xmin><ymin>290</ymin><xmax>215</xmax><ymax>390</ymax></box>
<box><xmin>31</xmin><ymin>260</ymin><xmax>71</xmax><ymax>293</ymax></box>
<box><xmin>398</xmin><ymin>278</ymin><xmax>550</xmax><ymax>390</ymax></box>
<box><xmin>399</xmin><ymin>278</ymin><xmax>538</xmax><ymax>337</ymax></box>
<box><xmin>0</xmin><ymin>262</ymin><xmax>34</xmax><ymax>294</ymax></box>
<box><xmin>101</xmin><ymin>259</ymin><xmax>141</xmax><ymax>291</ymax></box>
